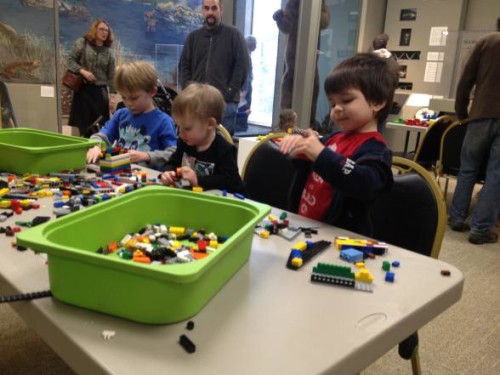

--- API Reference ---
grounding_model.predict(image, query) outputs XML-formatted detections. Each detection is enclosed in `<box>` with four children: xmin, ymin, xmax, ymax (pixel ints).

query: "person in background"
<box><xmin>448</xmin><ymin>17</ymin><xmax>500</xmax><ymax>245</ymax></box>
<box><xmin>273</xmin><ymin>0</ymin><xmax>330</xmax><ymax>130</ymax></box>
<box><xmin>274</xmin><ymin>108</ymin><xmax>297</xmax><ymax>133</ymax></box>
<box><xmin>279</xmin><ymin>53</ymin><xmax>396</xmax><ymax>236</ymax></box>
<box><xmin>369</xmin><ymin>33</ymin><xmax>399</xmax><ymax>132</ymax></box>
<box><xmin>67</xmin><ymin>19</ymin><xmax>116</xmax><ymax>137</ymax></box>
<box><xmin>179</xmin><ymin>0</ymin><xmax>248</xmax><ymax>136</ymax></box>
<box><xmin>236</xmin><ymin>35</ymin><xmax>257</xmax><ymax>133</ymax></box>
<box><xmin>159</xmin><ymin>83</ymin><xmax>245</xmax><ymax>194</ymax></box>
<box><xmin>86</xmin><ymin>61</ymin><xmax>177</xmax><ymax>170</ymax></box>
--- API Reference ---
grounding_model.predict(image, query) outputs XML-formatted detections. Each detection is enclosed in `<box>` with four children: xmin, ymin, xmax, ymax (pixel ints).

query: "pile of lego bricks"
<box><xmin>99</xmin><ymin>224</ymin><xmax>229</xmax><ymax>265</ymax></box>
<box><xmin>0</xmin><ymin>170</ymin><xmax>155</xmax><ymax>220</ymax></box>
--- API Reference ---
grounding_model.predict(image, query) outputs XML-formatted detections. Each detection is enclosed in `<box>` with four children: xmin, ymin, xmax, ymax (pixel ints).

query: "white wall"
<box><xmin>6</xmin><ymin>83</ymin><xmax>58</xmax><ymax>132</ymax></box>
<box><xmin>465</xmin><ymin>0</ymin><xmax>500</xmax><ymax>31</ymax></box>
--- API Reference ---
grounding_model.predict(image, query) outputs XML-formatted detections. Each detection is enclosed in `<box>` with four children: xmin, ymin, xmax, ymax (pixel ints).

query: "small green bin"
<box><xmin>16</xmin><ymin>186</ymin><xmax>270</xmax><ymax>324</ymax></box>
<box><xmin>0</xmin><ymin>128</ymin><xmax>98</xmax><ymax>174</ymax></box>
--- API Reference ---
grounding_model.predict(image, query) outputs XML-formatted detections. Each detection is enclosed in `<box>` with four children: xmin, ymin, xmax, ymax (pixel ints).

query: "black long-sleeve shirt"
<box><xmin>288</xmin><ymin>131</ymin><xmax>393</xmax><ymax>236</ymax></box>
<box><xmin>164</xmin><ymin>133</ymin><xmax>245</xmax><ymax>194</ymax></box>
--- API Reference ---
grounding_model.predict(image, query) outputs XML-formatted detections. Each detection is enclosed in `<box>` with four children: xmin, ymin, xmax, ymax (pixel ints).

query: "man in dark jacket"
<box><xmin>179</xmin><ymin>0</ymin><xmax>248</xmax><ymax>136</ymax></box>
<box><xmin>448</xmin><ymin>18</ymin><xmax>500</xmax><ymax>245</ymax></box>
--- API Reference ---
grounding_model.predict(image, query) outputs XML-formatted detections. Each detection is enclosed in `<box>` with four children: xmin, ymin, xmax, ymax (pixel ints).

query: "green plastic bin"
<box><xmin>17</xmin><ymin>186</ymin><xmax>270</xmax><ymax>324</ymax></box>
<box><xmin>0</xmin><ymin>128</ymin><xmax>98</xmax><ymax>174</ymax></box>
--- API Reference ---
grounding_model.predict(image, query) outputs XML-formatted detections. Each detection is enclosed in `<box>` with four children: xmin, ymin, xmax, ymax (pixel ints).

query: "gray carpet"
<box><xmin>1</xmin><ymin>181</ymin><xmax>499</xmax><ymax>374</ymax></box>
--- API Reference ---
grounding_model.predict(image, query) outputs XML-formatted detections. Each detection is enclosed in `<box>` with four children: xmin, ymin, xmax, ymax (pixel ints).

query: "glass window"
<box><xmin>315</xmin><ymin>1</ymin><xmax>361</xmax><ymax>132</ymax></box>
<box><xmin>248</xmin><ymin>0</ymin><xmax>282</xmax><ymax>127</ymax></box>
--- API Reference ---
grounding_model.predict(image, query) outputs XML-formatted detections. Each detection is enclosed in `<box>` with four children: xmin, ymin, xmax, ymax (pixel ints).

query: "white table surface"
<box><xmin>386</xmin><ymin>121</ymin><xmax>428</xmax><ymax>133</ymax></box>
<box><xmin>0</xmin><ymin>182</ymin><xmax>464</xmax><ymax>374</ymax></box>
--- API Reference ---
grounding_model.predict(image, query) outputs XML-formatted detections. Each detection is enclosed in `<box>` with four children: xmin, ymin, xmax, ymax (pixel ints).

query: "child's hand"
<box><xmin>86</xmin><ymin>145</ymin><xmax>102</xmax><ymax>164</ymax></box>
<box><xmin>159</xmin><ymin>171</ymin><xmax>177</xmax><ymax>186</ymax></box>
<box><xmin>127</xmin><ymin>150</ymin><xmax>149</xmax><ymax>164</ymax></box>
<box><xmin>180</xmin><ymin>166</ymin><xmax>198</xmax><ymax>187</ymax></box>
<box><xmin>279</xmin><ymin>129</ymin><xmax>324</xmax><ymax>161</ymax></box>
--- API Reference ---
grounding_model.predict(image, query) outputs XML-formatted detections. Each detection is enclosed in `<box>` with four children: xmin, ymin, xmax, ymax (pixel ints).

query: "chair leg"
<box><xmin>411</xmin><ymin>349</ymin><xmax>422</xmax><ymax>375</ymax></box>
<box><xmin>444</xmin><ymin>177</ymin><xmax>449</xmax><ymax>198</ymax></box>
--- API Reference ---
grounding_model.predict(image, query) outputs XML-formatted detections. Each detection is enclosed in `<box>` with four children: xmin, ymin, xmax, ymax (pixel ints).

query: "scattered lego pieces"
<box><xmin>179</xmin><ymin>334</ymin><xmax>196</xmax><ymax>353</ymax></box>
<box><xmin>385</xmin><ymin>272</ymin><xmax>395</xmax><ymax>283</ymax></box>
<box><xmin>382</xmin><ymin>260</ymin><xmax>391</xmax><ymax>272</ymax></box>
<box><xmin>392</xmin><ymin>261</ymin><xmax>400</xmax><ymax>268</ymax></box>
<box><xmin>186</xmin><ymin>321</ymin><xmax>195</xmax><ymax>330</ymax></box>
<box><xmin>441</xmin><ymin>270</ymin><xmax>451</xmax><ymax>276</ymax></box>
<box><xmin>256</xmin><ymin>212</ymin><xmax>316</xmax><ymax>241</ymax></box>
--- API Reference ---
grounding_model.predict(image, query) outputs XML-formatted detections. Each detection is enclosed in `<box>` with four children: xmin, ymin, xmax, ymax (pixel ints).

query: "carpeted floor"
<box><xmin>1</xmin><ymin>181</ymin><xmax>499</xmax><ymax>374</ymax></box>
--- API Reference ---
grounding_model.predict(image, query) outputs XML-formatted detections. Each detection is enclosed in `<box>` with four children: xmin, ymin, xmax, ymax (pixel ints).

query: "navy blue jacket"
<box><xmin>288</xmin><ymin>132</ymin><xmax>393</xmax><ymax>236</ymax></box>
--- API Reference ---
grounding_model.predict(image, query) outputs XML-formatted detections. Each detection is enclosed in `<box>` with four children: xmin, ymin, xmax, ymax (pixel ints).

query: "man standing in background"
<box><xmin>179</xmin><ymin>0</ymin><xmax>248</xmax><ymax>136</ymax></box>
<box><xmin>236</xmin><ymin>35</ymin><xmax>257</xmax><ymax>133</ymax></box>
<box><xmin>448</xmin><ymin>17</ymin><xmax>500</xmax><ymax>245</ymax></box>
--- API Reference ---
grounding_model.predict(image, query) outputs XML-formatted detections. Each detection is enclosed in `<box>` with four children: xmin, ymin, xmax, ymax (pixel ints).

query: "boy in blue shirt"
<box><xmin>86</xmin><ymin>61</ymin><xmax>177</xmax><ymax>170</ymax></box>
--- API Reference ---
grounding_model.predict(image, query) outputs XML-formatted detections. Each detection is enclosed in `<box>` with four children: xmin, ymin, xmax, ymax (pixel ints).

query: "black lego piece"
<box><xmin>0</xmin><ymin>290</ymin><xmax>52</xmax><ymax>304</ymax></box>
<box><xmin>179</xmin><ymin>334</ymin><xmax>196</xmax><ymax>353</ymax></box>
<box><xmin>31</xmin><ymin>216</ymin><xmax>51</xmax><ymax>227</ymax></box>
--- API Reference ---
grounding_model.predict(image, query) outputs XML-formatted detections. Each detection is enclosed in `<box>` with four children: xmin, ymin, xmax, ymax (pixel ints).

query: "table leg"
<box><xmin>403</xmin><ymin>131</ymin><xmax>410</xmax><ymax>154</ymax></box>
<box><xmin>414</xmin><ymin>133</ymin><xmax>421</xmax><ymax>153</ymax></box>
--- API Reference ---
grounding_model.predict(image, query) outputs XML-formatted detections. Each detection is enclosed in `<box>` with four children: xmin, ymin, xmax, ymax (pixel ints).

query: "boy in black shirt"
<box><xmin>160</xmin><ymin>83</ymin><xmax>245</xmax><ymax>193</ymax></box>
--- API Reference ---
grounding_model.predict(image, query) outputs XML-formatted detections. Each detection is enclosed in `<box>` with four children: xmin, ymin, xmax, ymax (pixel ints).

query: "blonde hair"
<box><xmin>114</xmin><ymin>61</ymin><xmax>157</xmax><ymax>93</ymax></box>
<box><xmin>172</xmin><ymin>83</ymin><xmax>225</xmax><ymax>124</ymax></box>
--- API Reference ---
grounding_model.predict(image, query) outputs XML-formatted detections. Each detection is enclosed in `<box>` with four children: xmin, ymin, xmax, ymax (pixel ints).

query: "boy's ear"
<box><xmin>207</xmin><ymin>117</ymin><xmax>218</xmax><ymax>129</ymax></box>
<box><xmin>371</xmin><ymin>100</ymin><xmax>387</xmax><ymax>113</ymax></box>
<box><xmin>149</xmin><ymin>86</ymin><xmax>158</xmax><ymax>97</ymax></box>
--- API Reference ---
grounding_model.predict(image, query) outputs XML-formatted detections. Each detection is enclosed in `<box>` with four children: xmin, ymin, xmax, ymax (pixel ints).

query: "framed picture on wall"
<box><xmin>400</xmin><ymin>29</ymin><xmax>412</xmax><ymax>46</ymax></box>
<box><xmin>399</xmin><ymin>65</ymin><xmax>408</xmax><ymax>79</ymax></box>
<box><xmin>400</xmin><ymin>8</ymin><xmax>417</xmax><ymax>21</ymax></box>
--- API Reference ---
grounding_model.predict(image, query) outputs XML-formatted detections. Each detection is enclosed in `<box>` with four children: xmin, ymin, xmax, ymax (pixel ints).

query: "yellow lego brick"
<box><xmin>0</xmin><ymin>200</ymin><xmax>11</xmax><ymax>208</ymax></box>
<box><xmin>291</xmin><ymin>257</ymin><xmax>303</xmax><ymax>268</ymax></box>
<box><xmin>259</xmin><ymin>230</ymin><xmax>270</xmax><ymax>239</ymax></box>
<box><xmin>169</xmin><ymin>226</ymin><xmax>185</xmax><ymax>235</ymax></box>
<box><xmin>0</xmin><ymin>188</ymin><xmax>9</xmax><ymax>198</ymax></box>
<box><xmin>292</xmin><ymin>241</ymin><xmax>308</xmax><ymax>251</ymax></box>
<box><xmin>355</xmin><ymin>269</ymin><xmax>374</xmax><ymax>283</ymax></box>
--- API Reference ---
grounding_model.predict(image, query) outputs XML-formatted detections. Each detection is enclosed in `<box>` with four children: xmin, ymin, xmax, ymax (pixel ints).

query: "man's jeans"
<box><xmin>449</xmin><ymin>118</ymin><xmax>500</xmax><ymax>235</ymax></box>
<box><xmin>222</xmin><ymin>102</ymin><xmax>238</xmax><ymax>136</ymax></box>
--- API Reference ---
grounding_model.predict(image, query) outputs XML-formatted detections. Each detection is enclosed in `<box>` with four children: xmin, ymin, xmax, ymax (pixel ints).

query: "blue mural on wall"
<box><xmin>0</xmin><ymin>0</ymin><xmax>202</xmax><ymax>87</ymax></box>
<box><xmin>0</xmin><ymin>0</ymin><xmax>55</xmax><ymax>83</ymax></box>
<box><xmin>59</xmin><ymin>0</ymin><xmax>203</xmax><ymax>88</ymax></box>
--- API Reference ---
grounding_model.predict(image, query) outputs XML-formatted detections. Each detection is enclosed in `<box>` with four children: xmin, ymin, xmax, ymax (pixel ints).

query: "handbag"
<box><xmin>62</xmin><ymin>70</ymin><xmax>84</xmax><ymax>92</ymax></box>
<box><xmin>62</xmin><ymin>39</ymin><xmax>87</xmax><ymax>92</ymax></box>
